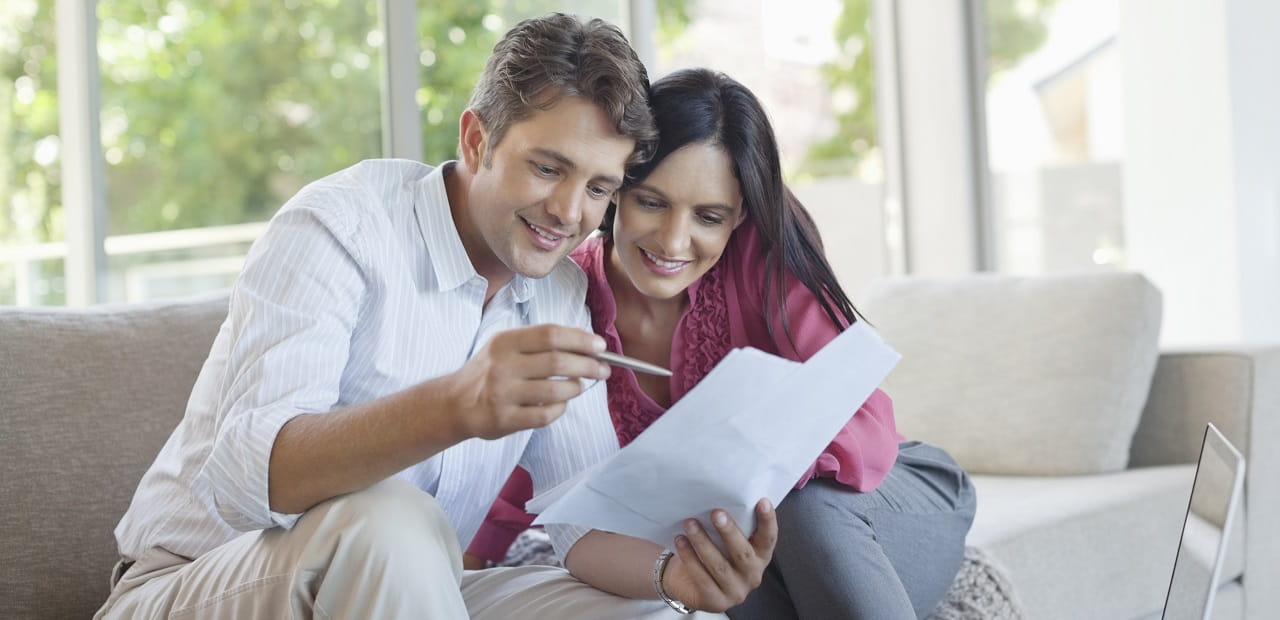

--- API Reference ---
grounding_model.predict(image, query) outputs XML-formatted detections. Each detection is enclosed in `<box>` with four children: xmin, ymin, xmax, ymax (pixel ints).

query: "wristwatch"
<box><xmin>652</xmin><ymin>549</ymin><xmax>695</xmax><ymax>615</ymax></box>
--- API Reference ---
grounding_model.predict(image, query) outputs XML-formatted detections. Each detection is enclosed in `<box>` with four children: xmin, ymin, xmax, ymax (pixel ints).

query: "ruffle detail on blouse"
<box><xmin>673</xmin><ymin>262</ymin><xmax>734</xmax><ymax>397</ymax></box>
<box><xmin>605</xmin><ymin>370</ymin><xmax>653</xmax><ymax>447</ymax></box>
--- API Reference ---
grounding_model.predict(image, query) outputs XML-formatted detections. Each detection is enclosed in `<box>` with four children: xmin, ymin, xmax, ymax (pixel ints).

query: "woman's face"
<box><xmin>611</xmin><ymin>142</ymin><xmax>745</xmax><ymax>301</ymax></box>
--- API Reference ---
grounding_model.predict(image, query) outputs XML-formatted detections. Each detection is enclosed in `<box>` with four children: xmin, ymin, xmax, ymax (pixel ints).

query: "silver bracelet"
<box><xmin>652</xmin><ymin>549</ymin><xmax>695</xmax><ymax>615</ymax></box>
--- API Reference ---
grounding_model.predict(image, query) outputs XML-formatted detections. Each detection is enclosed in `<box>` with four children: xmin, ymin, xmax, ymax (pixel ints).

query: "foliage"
<box><xmin>1</xmin><ymin>0</ymin><xmax>1053</xmax><ymax>253</ymax></box>
<box><xmin>803</xmin><ymin>0</ymin><xmax>1059</xmax><ymax>176</ymax></box>
<box><xmin>2</xmin><ymin>0</ymin><xmax>620</xmax><ymax>251</ymax></box>
<box><xmin>656</xmin><ymin>0</ymin><xmax>691</xmax><ymax>50</ymax></box>
<box><xmin>1</xmin><ymin>0</ymin><xmax>61</xmax><ymax>246</ymax></box>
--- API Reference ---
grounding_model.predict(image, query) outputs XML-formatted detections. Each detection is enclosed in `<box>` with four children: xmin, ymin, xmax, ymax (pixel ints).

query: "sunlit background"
<box><xmin>3</xmin><ymin>0</ymin><xmax>1277</xmax><ymax>345</ymax></box>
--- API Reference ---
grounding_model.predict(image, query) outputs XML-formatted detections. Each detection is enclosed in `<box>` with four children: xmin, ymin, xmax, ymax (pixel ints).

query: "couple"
<box><xmin>98</xmin><ymin>13</ymin><xmax>973</xmax><ymax>620</ymax></box>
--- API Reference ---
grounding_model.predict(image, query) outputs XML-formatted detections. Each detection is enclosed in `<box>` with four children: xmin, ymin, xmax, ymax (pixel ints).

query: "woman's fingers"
<box><xmin>681</xmin><ymin>514</ymin><xmax>752</xmax><ymax>601</ymax></box>
<box><xmin>671</xmin><ymin>533</ymin><xmax>734</xmax><ymax>612</ymax></box>
<box><xmin>667</xmin><ymin>501</ymin><xmax>780</xmax><ymax>612</ymax></box>
<box><xmin>707</xmin><ymin>509</ymin><xmax>768</xmax><ymax>590</ymax></box>
<box><xmin>749</xmin><ymin>498</ymin><xmax>779</xmax><ymax>560</ymax></box>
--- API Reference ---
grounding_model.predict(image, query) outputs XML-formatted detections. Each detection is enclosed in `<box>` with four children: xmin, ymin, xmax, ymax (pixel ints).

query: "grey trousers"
<box><xmin>730</xmin><ymin>441</ymin><xmax>976</xmax><ymax>620</ymax></box>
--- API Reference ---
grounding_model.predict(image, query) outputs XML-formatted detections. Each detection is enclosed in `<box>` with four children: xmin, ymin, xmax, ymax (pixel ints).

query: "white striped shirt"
<box><xmin>114</xmin><ymin>159</ymin><xmax>617</xmax><ymax>563</ymax></box>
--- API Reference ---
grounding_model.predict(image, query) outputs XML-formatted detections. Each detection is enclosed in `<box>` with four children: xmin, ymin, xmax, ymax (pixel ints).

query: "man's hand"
<box><xmin>662</xmin><ymin>499</ymin><xmax>778</xmax><ymax>613</ymax></box>
<box><xmin>443</xmin><ymin>324</ymin><xmax>611</xmax><ymax>441</ymax></box>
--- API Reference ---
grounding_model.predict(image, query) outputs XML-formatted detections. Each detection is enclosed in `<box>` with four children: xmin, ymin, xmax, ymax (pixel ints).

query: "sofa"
<box><xmin>1</xmin><ymin>273</ymin><xmax>1276</xmax><ymax>619</ymax></box>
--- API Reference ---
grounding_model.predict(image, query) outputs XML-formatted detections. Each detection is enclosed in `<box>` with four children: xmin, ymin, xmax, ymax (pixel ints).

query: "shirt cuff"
<box><xmin>201</xmin><ymin>403</ymin><xmax>309</xmax><ymax>531</ymax></box>
<box><xmin>546</xmin><ymin>522</ymin><xmax>593</xmax><ymax>563</ymax></box>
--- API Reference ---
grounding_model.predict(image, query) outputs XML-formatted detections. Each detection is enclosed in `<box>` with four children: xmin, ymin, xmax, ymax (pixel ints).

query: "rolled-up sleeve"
<box><xmin>200</xmin><ymin>201</ymin><xmax>367</xmax><ymax>531</ymax></box>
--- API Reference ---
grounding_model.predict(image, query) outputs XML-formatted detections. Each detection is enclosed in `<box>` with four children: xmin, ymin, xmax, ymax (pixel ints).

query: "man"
<box><xmin>96</xmin><ymin>14</ymin><xmax>776</xmax><ymax>619</ymax></box>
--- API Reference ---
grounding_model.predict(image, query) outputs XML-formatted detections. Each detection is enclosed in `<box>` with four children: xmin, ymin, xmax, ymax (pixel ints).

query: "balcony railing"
<box><xmin>0</xmin><ymin>221</ymin><xmax>267</xmax><ymax>306</ymax></box>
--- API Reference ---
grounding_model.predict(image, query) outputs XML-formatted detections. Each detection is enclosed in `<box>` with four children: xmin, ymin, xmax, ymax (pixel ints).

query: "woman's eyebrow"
<box><xmin>631</xmin><ymin>183</ymin><xmax>736</xmax><ymax>212</ymax></box>
<box><xmin>629</xmin><ymin>182</ymin><xmax>669</xmax><ymax>199</ymax></box>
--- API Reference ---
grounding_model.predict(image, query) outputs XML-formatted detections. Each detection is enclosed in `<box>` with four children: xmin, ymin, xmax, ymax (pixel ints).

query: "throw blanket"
<box><xmin>496</xmin><ymin>530</ymin><xmax>1026</xmax><ymax>619</ymax></box>
<box><xmin>927</xmin><ymin>546</ymin><xmax>1026</xmax><ymax>620</ymax></box>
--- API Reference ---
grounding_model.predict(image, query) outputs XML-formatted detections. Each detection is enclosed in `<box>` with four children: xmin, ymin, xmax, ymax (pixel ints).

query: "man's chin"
<box><xmin>507</xmin><ymin>251</ymin><xmax>565</xmax><ymax>280</ymax></box>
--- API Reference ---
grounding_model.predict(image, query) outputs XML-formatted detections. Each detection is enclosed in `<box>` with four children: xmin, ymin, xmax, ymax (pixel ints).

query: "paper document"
<box><xmin>530</xmin><ymin>321</ymin><xmax>900</xmax><ymax>548</ymax></box>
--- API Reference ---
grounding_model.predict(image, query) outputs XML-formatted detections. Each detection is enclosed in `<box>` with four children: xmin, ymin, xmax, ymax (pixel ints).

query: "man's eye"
<box><xmin>588</xmin><ymin>185</ymin><xmax>610</xmax><ymax>199</ymax></box>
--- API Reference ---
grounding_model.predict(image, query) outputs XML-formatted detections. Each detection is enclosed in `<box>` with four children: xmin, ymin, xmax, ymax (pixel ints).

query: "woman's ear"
<box><xmin>458</xmin><ymin>109</ymin><xmax>488</xmax><ymax>173</ymax></box>
<box><xmin>733</xmin><ymin>206</ymin><xmax>748</xmax><ymax>230</ymax></box>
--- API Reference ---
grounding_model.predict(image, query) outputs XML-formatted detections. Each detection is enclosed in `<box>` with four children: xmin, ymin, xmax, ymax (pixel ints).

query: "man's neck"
<box><xmin>443</xmin><ymin>162</ymin><xmax>514</xmax><ymax>306</ymax></box>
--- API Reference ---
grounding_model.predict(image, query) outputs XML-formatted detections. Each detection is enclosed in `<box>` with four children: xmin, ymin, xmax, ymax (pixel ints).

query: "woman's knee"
<box><xmin>773</xmin><ymin>481</ymin><xmax>877</xmax><ymax>560</ymax></box>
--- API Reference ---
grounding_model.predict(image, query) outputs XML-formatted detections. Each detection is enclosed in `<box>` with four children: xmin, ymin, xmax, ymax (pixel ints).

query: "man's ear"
<box><xmin>458</xmin><ymin>109</ymin><xmax>488</xmax><ymax>173</ymax></box>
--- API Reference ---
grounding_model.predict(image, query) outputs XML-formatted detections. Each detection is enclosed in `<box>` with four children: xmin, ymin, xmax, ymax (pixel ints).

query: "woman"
<box><xmin>468</xmin><ymin>68</ymin><xmax>976</xmax><ymax>619</ymax></box>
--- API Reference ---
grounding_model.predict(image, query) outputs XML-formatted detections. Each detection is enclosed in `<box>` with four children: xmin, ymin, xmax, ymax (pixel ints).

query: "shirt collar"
<box><xmin>412</xmin><ymin>161</ymin><xmax>534</xmax><ymax>304</ymax></box>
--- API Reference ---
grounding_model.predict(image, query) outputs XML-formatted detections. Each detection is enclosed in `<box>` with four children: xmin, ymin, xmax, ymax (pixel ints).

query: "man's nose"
<box><xmin>546</xmin><ymin>184</ymin><xmax>584</xmax><ymax>228</ymax></box>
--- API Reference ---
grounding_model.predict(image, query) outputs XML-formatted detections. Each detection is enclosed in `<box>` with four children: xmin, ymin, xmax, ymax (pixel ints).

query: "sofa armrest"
<box><xmin>1131</xmin><ymin>347</ymin><xmax>1280</xmax><ymax>466</ymax></box>
<box><xmin>1130</xmin><ymin>345</ymin><xmax>1280</xmax><ymax>619</ymax></box>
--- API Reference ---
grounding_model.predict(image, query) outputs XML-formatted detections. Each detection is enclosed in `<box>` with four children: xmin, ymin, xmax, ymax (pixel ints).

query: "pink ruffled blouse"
<box><xmin>465</xmin><ymin>219</ymin><xmax>902</xmax><ymax>562</ymax></box>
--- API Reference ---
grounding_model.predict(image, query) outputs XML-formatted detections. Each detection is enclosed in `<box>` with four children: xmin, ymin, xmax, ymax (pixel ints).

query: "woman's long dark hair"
<box><xmin>602</xmin><ymin>68</ymin><xmax>864</xmax><ymax>347</ymax></box>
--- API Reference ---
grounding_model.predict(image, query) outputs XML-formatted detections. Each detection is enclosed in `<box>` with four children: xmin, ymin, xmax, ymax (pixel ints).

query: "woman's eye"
<box><xmin>534</xmin><ymin>164</ymin><xmax>557</xmax><ymax>176</ymax></box>
<box><xmin>638</xmin><ymin>198</ymin><xmax>663</xmax><ymax>210</ymax></box>
<box><xmin>699</xmin><ymin>214</ymin><xmax>726</xmax><ymax>225</ymax></box>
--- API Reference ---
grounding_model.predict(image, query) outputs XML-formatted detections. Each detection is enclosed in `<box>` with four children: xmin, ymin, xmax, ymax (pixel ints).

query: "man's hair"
<box><xmin>467</xmin><ymin>13</ymin><xmax>657</xmax><ymax>166</ymax></box>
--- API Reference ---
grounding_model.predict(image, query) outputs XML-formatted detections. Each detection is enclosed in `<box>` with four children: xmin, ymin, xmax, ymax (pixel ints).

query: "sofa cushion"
<box><xmin>967</xmin><ymin>465</ymin><xmax>1217</xmax><ymax>620</ymax></box>
<box><xmin>860</xmin><ymin>272</ymin><xmax>1162</xmax><ymax>475</ymax></box>
<box><xmin>0</xmin><ymin>292</ymin><xmax>229</xmax><ymax>620</ymax></box>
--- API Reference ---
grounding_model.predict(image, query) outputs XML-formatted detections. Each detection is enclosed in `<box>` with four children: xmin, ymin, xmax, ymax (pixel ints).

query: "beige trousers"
<box><xmin>96</xmin><ymin>478</ymin><xmax>726</xmax><ymax>619</ymax></box>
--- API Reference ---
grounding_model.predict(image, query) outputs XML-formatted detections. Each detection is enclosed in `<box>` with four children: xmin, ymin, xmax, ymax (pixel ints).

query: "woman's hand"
<box><xmin>662</xmin><ymin>499</ymin><xmax>778</xmax><ymax>612</ymax></box>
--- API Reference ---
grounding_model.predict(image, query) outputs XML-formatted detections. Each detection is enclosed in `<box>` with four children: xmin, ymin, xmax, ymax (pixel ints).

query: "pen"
<box><xmin>594</xmin><ymin>351</ymin><xmax>672</xmax><ymax>377</ymax></box>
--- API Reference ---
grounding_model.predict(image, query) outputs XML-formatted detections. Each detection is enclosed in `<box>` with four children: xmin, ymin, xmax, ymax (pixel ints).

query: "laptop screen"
<box><xmin>1162</xmin><ymin>424</ymin><xmax>1245</xmax><ymax>620</ymax></box>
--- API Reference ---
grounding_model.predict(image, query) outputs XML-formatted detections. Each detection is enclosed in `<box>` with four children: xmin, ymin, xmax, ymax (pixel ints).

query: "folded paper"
<box><xmin>530</xmin><ymin>321</ymin><xmax>901</xmax><ymax>548</ymax></box>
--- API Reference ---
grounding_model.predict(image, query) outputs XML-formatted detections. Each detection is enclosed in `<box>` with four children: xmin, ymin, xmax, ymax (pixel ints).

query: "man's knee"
<box><xmin>301</xmin><ymin>477</ymin><xmax>461</xmax><ymax>570</ymax></box>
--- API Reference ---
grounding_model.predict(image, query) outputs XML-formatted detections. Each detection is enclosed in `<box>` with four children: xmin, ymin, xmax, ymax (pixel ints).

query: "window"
<box><xmin>415</xmin><ymin>1</ymin><xmax>628</xmax><ymax>165</ymax></box>
<box><xmin>2</xmin><ymin>0</ymin><xmax>634</xmax><ymax>307</ymax></box>
<box><xmin>97</xmin><ymin>1</ymin><xmax>384</xmax><ymax>301</ymax></box>
<box><xmin>1</xmin><ymin>0</ymin><xmax>61</xmax><ymax>305</ymax></box>
<box><xmin>651</xmin><ymin>0</ymin><xmax>887</xmax><ymax>292</ymax></box>
<box><xmin>982</xmin><ymin>0</ymin><xmax>1124</xmax><ymax>274</ymax></box>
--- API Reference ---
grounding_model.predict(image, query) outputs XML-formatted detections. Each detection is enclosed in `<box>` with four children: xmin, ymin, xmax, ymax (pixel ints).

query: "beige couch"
<box><xmin>1</xmin><ymin>274</ymin><xmax>1276</xmax><ymax>619</ymax></box>
<box><xmin>859</xmin><ymin>272</ymin><xmax>1278</xmax><ymax>619</ymax></box>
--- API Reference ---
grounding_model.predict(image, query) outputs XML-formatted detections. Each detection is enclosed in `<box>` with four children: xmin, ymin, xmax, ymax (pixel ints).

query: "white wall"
<box><xmin>793</xmin><ymin>178</ymin><xmax>886</xmax><ymax>296</ymax></box>
<box><xmin>1120</xmin><ymin>0</ymin><xmax>1280</xmax><ymax>346</ymax></box>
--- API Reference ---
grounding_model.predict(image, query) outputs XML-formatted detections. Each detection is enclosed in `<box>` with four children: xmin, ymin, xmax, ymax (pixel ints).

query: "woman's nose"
<box><xmin>654</xmin><ymin>214</ymin><xmax>692</xmax><ymax>257</ymax></box>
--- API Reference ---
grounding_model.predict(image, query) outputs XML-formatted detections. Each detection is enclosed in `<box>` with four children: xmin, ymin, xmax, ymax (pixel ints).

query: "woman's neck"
<box><xmin>604</xmin><ymin>237</ymin><xmax>683</xmax><ymax>408</ymax></box>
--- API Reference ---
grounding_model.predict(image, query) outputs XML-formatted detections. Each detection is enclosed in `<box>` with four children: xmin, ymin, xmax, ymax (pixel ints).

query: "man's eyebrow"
<box><xmin>533</xmin><ymin>148</ymin><xmax>623</xmax><ymax>188</ymax></box>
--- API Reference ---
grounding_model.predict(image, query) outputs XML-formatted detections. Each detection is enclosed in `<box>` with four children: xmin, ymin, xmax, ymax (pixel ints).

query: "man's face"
<box><xmin>457</xmin><ymin>96</ymin><xmax>635</xmax><ymax>282</ymax></box>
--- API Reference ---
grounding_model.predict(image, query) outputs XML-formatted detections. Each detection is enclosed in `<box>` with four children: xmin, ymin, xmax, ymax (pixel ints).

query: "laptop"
<box><xmin>1162</xmin><ymin>423</ymin><xmax>1246</xmax><ymax>620</ymax></box>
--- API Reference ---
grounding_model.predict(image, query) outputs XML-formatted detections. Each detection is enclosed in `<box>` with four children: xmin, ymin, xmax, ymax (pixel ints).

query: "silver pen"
<box><xmin>593</xmin><ymin>351</ymin><xmax>673</xmax><ymax>377</ymax></box>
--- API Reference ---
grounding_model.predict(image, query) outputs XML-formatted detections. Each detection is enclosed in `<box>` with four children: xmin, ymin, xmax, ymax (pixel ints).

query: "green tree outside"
<box><xmin>1</xmin><ymin>0</ymin><xmax>1052</xmax><ymax>303</ymax></box>
<box><xmin>803</xmin><ymin>0</ymin><xmax>1059</xmax><ymax>178</ymax></box>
